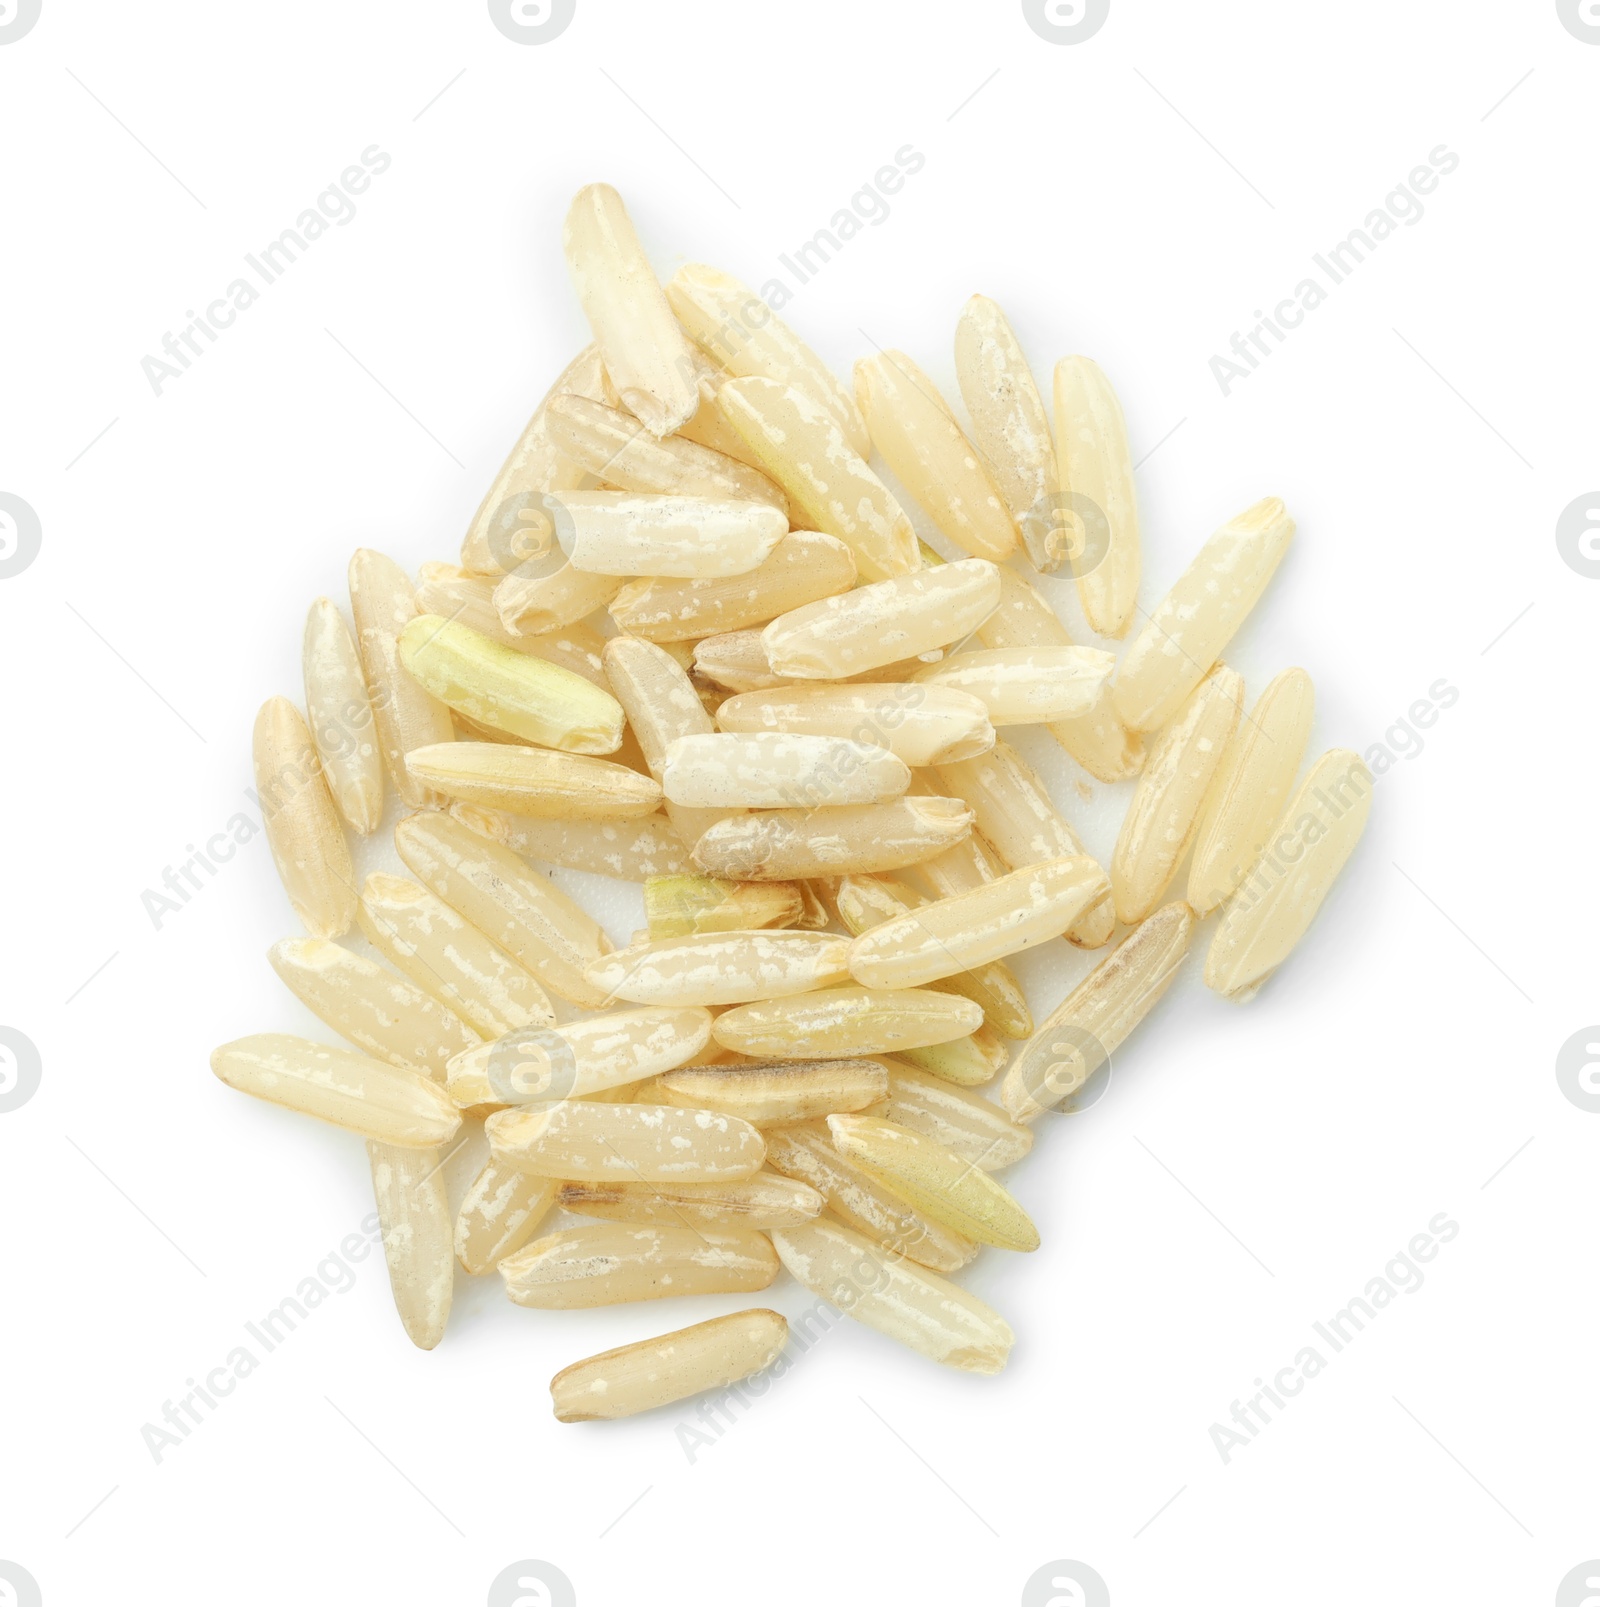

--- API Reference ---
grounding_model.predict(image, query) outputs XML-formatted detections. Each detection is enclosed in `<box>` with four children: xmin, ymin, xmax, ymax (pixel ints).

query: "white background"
<box><xmin>2</xmin><ymin>2</ymin><xmax>1596</xmax><ymax>1604</ymax></box>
